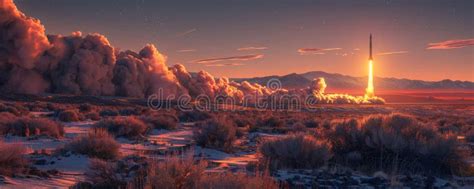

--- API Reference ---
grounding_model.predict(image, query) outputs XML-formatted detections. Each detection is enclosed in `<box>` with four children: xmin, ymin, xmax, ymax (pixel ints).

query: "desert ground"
<box><xmin>0</xmin><ymin>94</ymin><xmax>473</xmax><ymax>189</ymax></box>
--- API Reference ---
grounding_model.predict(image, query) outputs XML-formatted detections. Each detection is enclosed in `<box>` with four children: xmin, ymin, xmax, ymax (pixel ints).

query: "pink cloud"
<box><xmin>176</xmin><ymin>28</ymin><xmax>197</xmax><ymax>37</ymax></box>
<box><xmin>298</xmin><ymin>48</ymin><xmax>341</xmax><ymax>55</ymax></box>
<box><xmin>194</xmin><ymin>54</ymin><xmax>264</xmax><ymax>64</ymax></box>
<box><xmin>377</xmin><ymin>51</ymin><xmax>408</xmax><ymax>56</ymax></box>
<box><xmin>205</xmin><ymin>63</ymin><xmax>246</xmax><ymax>67</ymax></box>
<box><xmin>427</xmin><ymin>38</ymin><xmax>474</xmax><ymax>49</ymax></box>
<box><xmin>237</xmin><ymin>46</ymin><xmax>268</xmax><ymax>51</ymax></box>
<box><xmin>177</xmin><ymin>49</ymin><xmax>196</xmax><ymax>53</ymax></box>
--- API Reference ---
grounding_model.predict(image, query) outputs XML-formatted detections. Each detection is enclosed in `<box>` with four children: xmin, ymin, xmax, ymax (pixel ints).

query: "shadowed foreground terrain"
<box><xmin>0</xmin><ymin>94</ymin><xmax>473</xmax><ymax>188</ymax></box>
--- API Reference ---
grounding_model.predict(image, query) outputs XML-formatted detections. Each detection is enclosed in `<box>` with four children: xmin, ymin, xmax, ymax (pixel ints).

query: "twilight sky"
<box><xmin>15</xmin><ymin>0</ymin><xmax>474</xmax><ymax>81</ymax></box>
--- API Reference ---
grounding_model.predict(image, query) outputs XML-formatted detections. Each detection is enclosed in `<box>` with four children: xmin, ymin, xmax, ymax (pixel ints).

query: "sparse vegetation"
<box><xmin>84</xmin><ymin>111</ymin><xmax>100</xmax><ymax>121</ymax></box>
<box><xmin>259</xmin><ymin>134</ymin><xmax>332</xmax><ymax>169</ymax></box>
<box><xmin>81</xmin><ymin>155</ymin><xmax>278</xmax><ymax>189</ymax></box>
<box><xmin>79</xmin><ymin>103</ymin><xmax>94</xmax><ymax>112</ymax></box>
<box><xmin>466</xmin><ymin>129</ymin><xmax>474</xmax><ymax>143</ymax></box>
<box><xmin>0</xmin><ymin>141</ymin><xmax>28</xmax><ymax>176</ymax></box>
<box><xmin>199</xmin><ymin>172</ymin><xmax>278</xmax><ymax>189</ymax></box>
<box><xmin>194</xmin><ymin>117</ymin><xmax>237</xmax><ymax>152</ymax></box>
<box><xmin>83</xmin><ymin>157</ymin><xmax>146</xmax><ymax>188</ymax></box>
<box><xmin>259</xmin><ymin>116</ymin><xmax>285</xmax><ymax>128</ymax></box>
<box><xmin>178</xmin><ymin>110</ymin><xmax>214</xmax><ymax>122</ymax></box>
<box><xmin>99</xmin><ymin>109</ymin><xmax>119</xmax><ymax>117</ymax></box>
<box><xmin>304</xmin><ymin>119</ymin><xmax>320</xmax><ymax>128</ymax></box>
<box><xmin>146</xmin><ymin>156</ymin><xmax>207</xmax><ymax>188</ymax></box>
<box><xmin>93</xmin><ymin>116</ymin><xmax>150</xmax><ymax>139</ymax></box>
<box><xmin>0</xmin><ymin>103</ymin><xmax>25</xmax><ymax>116</ymax></box>
<box><xmin>327</xmin><ymin>114</ymin><xmax>465</xmax><ymax>175</ymax></box>
<box><xmin>63</xmin><ymin>129</ymin><xmax>120</xmax><ymax>160</ymax></box>
<box><xmin>0</xmin><ymin>116</ymin><xmax>64</xmax><ymax>138</ymax></box>
<box><xmin>140</xmin><ymin>113</ymin><xmax>178</xmax><ymax>130</ymax></box>
<box><xmin>58</xmin><ymin>109</ymin><xmax>81</xmax><ymax>122</ymax></box>
<box><xmin>119</xmin><ymin>108</ymin><xmax>141</xmax><ymax>116</ymax></box>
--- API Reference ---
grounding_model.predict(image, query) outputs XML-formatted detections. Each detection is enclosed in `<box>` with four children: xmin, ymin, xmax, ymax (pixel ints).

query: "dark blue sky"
<box><xmin>15</xmin><ymin>0</ymin><xmax>474</xmax><ymax>81</ymax></box>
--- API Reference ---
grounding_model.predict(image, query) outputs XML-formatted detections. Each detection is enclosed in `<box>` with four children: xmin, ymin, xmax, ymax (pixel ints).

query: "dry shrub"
<box><xmin>85</xmin><ymin>157</ymin><xmax>146</xmax><ymax>188</ymax></box>
<box><xmin>84</xmin><ymin>111</ymin><xmax>100</xmax><ymax>121</ymax></box>
<box><xmin>259</xmin><ymin>134</ymin><xmax>332</xmax><ymax>169</ymax></box>
<box><xmin>119</xmin><ymin>108</ymin><xmax>141</xmax><ymax>116</ymax></box>
<box><xmin>146</xmin><ymin>156</ymin><xmax>277</xmax><ymax>189</ymax></box>
<box><xmin>79</xmin><ymin>103</ymin><xmax>94</xmax><ymax>112</ymax></box>
<box><xmin>0</xmin><ymin>103</ymin><xmax>24</xmax><ymax>116</ymax></box>
<box><xmin>99</xmin><ymin>109</ymin><xmax>119</xmax><ymax>117</ymax></box>
<box><xmin>140</xmin><ymin>113</ymin><xmax>178</xmax><ymax>130</ymax></box>
<box><xmin>0</xmin><ymin>112</ymin><xmax>17</xmax><ymax>131</ymax></box>
<box><xmin>199</xmin><ymin>172</ymin><xmax>277</xmax><ymax>189</ymax></box>
<box><xmin>304</xmin><ymin>119</ymin><xmax>320</xmax><ymax>128</ymax></box>
<box><xmin>63</xmin><ymin>129</ymin><xmax>120</xmax><ymax>160</ymax></box>
<box><xmin>81</xmin><ymin>155</ymin><xmax>278</xmax><ymax>189</ymax></box>
<box><xmin>466</xmin><ymin>129</ymin><xmax>474</xmax><ymax>143</ymax></box>
<box><xmin>0</xmin><ymin>116</ymin><xmax>64</xmax><ymax>138</ymax></box>
<box><xmin>93</xmin><ymin>116</ymin><xmax>150</xmax><ymax>139</ymax></box>
<box><xmin>178</xmin><ymin>111</ymin><xmax>214</xmax><ymax>122</ymax></box>
<box><xmin>193</xmin><ymin>117</ymin><xmax>236</xmax><ymax>152</ymax></box>
<box><xmin>58</xmin><ymin>109</ymin><xmax>81</xmax><ymax>122</ymax></box>
<box><xmin>327</xmin><ymin>114</ymin><xmax>464</xmax><ymax>175</ymax></box>
<box><xmin>259</xmin><ymin>116</ymin><xmax>285</xmax><ymax>128</ymax></box>
<box><xmin>0</xmin><ymin>141</ymin><xmax>28</xmax><ymax>176</ymax></box>
<box><xmin>146</xmin><ymin>157</ymin><xmax>207</xmax><ymax>189</ymax></box>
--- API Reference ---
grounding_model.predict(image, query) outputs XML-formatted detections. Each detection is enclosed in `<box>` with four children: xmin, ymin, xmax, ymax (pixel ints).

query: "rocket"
<box><xmin>369</xmin><ymin>34</ymin><xmax>373</xmax><ymax>60</ymax></box>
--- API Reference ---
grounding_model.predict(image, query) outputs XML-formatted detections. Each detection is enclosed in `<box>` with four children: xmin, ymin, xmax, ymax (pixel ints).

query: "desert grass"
<box><xmin>140</xmin><ymin>113</ymin><xmax>178</xmax><ymax>130</ymax></box>
<box><xmin>0</xmin><ymin>141</ymin><xmax>28</xmax><ymax>176</ymax></box>
<box><xmin>0</xmin><ymin>115</ymin><xmax>64</xmax><ymax>138</ymax></box>
<box><xmin>327</xmin><ymin>113</ymin><xmax>466</xmax><ymax>175</ymax></box>
<box><xmin>93</xmin><ymin>116</ymin><xmax>150</xmax><ymax>139</ymax></box>
<box><xmin>81</xmin><ymin>155</ymin><xmax>278</xmax><ymax>189</ymax></box>
<box><xmin>259</xmin><ymin>133</ymin><xmax>332</xmax><ymax>169</ymax></box>
<box><xmin>63</xmin><ymin>129</ymin><xmax>120</xmax><ymax>160</ymax></box>
<box><xmin>58</xmin><ymin>109</ymin><xmax>81</xmax><ymax>122</ymax></box>
<box><xmin>193</xmin><ymin>117</ymin><xmax>237</xmax><ymax>152</ymax></box>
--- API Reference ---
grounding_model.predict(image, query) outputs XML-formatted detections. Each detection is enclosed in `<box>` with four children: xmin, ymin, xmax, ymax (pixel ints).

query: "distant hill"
<box><xmin>233</xmin><ymin>71</ymin><xmax>474</xmax><ymax>90</ymax></box>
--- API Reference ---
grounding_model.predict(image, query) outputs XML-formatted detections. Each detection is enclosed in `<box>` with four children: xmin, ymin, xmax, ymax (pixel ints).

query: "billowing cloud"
<box><xmin>377</xmin><ymin>51</ymin><xmax>408</xmax><ymax>56</ymax></box>
<box><xmin>194</xmin><ymin>54</ymin><xmax>264</xmax><ymax>64</ymax></box>
<box><xmin>0</xmin><ymin>0</ymin><xmax>384</xmax><ymax>104</ymax></box>
<box><xmin>177</xmin><ymin>49</ymin><xmax>196</xmax><ymax>53</ymax></box>
<box><xmin>0</xmin><ymin>0</ymin><xmax>51</xmax><ymax>93</ymax></box>
<box><xmin>427</xmin><ymin>38</ymin><xmax>474</xmax><ymax>50</ymax></box>
<box><xmin>0</xmin><ymin>0</ymin><xmax>51</xmax><ymax>70</ymax></box>
<box><xmin>176</xmin><ymin>28</ymin><xmax>197</xmax><ymax>37</ymax></box>
<box><xmin>298</xmin><ymin>48</ymin><xmax>341</xmax><ymax>55</ymax></box>
<box><xmin>237</xmin><ymin>46</ymin><xmax>268</xmax><ymax>51</ymax></box>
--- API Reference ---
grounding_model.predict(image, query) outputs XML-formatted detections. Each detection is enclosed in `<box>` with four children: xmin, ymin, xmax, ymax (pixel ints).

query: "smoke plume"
<box><xmin>0</xmin><ymin>0</ymin><xmax>384</xmax><ymax>104</ymax></box>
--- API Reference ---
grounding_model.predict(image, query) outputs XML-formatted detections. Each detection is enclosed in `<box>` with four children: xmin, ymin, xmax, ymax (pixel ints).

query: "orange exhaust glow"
<box><xmin>365</xmin><ymin>59</ymin><xmax>374</xmax><ymax>99</ymax></box>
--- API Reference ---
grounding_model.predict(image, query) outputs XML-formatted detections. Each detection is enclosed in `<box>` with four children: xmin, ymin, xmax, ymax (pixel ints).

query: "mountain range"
<box><xmin>233</xmin><ymin>71</ymin><xmax>474</xmax><ymax>91</ymax></box>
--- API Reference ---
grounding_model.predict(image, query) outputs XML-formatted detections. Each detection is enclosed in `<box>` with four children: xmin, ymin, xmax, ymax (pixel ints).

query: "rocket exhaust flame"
<box><xmin>365</xmin><ymin>34</ymin><xmax>375</xmax><ymax>99</ymax></box>
<box><xmin>365</xmin><ymin>60</ymin><xmax>374</xmax><ymax>98</ymax></box>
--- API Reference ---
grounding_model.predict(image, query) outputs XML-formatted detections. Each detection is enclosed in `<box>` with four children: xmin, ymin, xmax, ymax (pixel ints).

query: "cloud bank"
<box><xmin>427</xmin><ymin>38</ymin><xmax>474</xmax><ymax>50</ymax></box>
<box><xmin>0</xmin><ymin>0</ymin><xmax>383</xmax><ymax>104</ymax></box>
